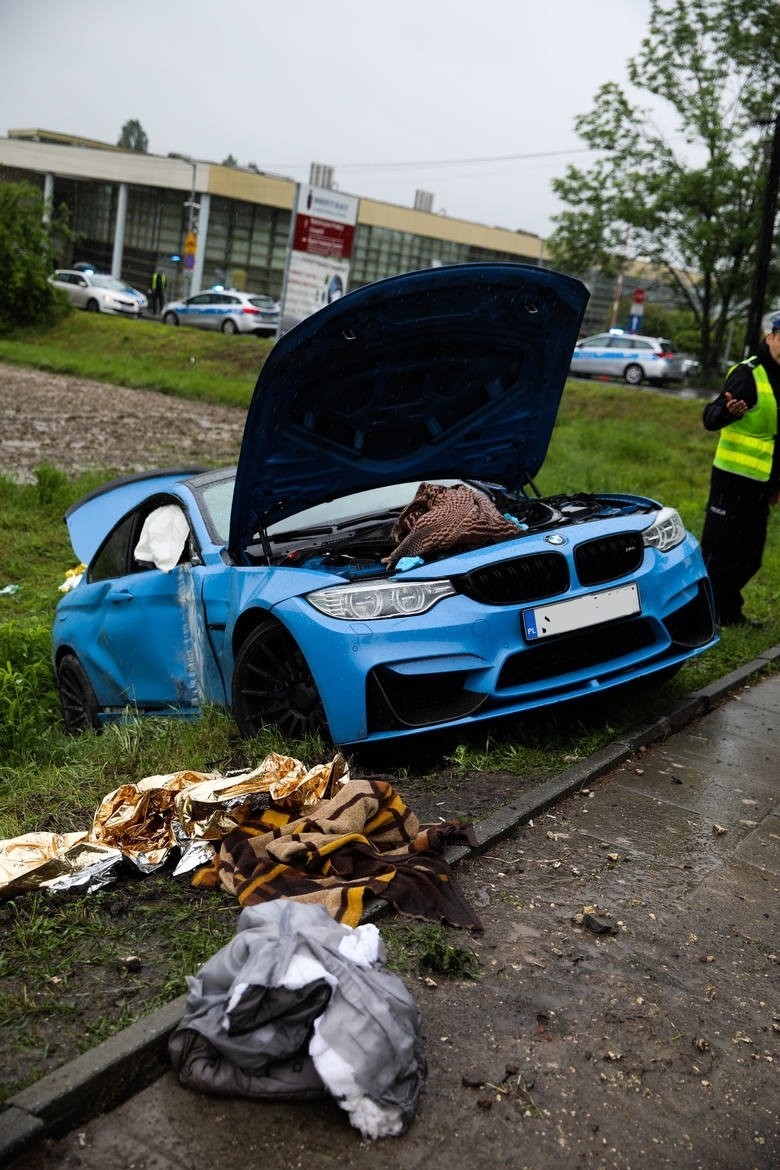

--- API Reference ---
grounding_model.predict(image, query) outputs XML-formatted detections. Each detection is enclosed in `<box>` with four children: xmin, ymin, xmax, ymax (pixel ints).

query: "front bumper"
<box><xmin>278</xmin><ymin>548</ymin><xmax>718</xmax><ymax>744</ymax></box>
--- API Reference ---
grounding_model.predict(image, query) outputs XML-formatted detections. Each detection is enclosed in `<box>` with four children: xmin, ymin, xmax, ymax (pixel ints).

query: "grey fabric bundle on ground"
<box><xmin>168</xmin><ymin>900</ymin><xmax>427</xmax><ymax>1139</ymax></box>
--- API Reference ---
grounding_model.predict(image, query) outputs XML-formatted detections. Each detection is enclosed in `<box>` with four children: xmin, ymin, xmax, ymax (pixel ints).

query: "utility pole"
<box><xmin>743</xmin><ymin>113</ymin><xmax>780</xmax><ymax>356</ymax></box>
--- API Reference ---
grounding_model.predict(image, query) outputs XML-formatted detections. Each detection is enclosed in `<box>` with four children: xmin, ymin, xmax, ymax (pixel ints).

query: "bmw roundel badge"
<box><xmin>544</xmin><ymin>534</ymin><xmax>567</xmax><ymax>545</ymax></box>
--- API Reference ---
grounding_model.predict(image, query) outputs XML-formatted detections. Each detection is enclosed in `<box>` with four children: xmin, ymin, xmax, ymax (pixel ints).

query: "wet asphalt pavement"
<box><xmin>2</xmin><ymin>665</ymin><xmax>778</xmax><ymax>1170</ymax></box>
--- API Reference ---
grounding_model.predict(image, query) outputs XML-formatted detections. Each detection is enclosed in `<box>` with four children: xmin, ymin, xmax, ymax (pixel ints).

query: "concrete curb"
<box><xmin>2</xmin><ymin>646</ymin><xmax>779</xmax><ymax>1163</ymax></box>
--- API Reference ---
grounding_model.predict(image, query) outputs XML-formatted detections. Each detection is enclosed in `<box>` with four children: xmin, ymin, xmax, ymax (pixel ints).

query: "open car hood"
<box><xmin>228</xmin><ymin>263</ymin><xmax>588</xmax><ymax>561</ymax></box>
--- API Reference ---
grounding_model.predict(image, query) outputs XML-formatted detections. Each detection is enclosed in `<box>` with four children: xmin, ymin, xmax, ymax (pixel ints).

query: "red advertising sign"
<box><xmin>293</xmin><ymin>216</ymin><xmax>355</xmax><ymax>259</ymax></box>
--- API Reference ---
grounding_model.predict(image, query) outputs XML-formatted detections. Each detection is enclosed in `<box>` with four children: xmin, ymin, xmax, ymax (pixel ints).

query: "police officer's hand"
<box><xmin>724</xmin><ymin>391</ymin><xmax>747</xmax><ymax>417</ymax></box>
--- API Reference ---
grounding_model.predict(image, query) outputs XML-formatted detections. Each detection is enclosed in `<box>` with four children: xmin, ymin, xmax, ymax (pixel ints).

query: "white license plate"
<box><xmin>523</xmin><ymin>583</ymin><xmax>640</xmax><ymax>641</ymax></box>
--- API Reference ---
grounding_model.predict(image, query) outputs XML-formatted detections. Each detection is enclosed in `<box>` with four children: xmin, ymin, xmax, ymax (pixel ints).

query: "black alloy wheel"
<box><xmin>232</xmin><ymin>619</ymin><xmax>328</xmax><ymax>740</ymax></box>
<box><xmin>57</xmin><ymin>653</ymin><xmax>101</xmax><ymax>734</ymax></box>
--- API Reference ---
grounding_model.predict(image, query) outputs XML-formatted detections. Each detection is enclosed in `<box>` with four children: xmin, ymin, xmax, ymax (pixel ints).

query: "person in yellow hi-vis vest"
<box><xmin>701</xmin><ymin>313</ymin><xmax>780</xmax><ymax>627</ymax></box>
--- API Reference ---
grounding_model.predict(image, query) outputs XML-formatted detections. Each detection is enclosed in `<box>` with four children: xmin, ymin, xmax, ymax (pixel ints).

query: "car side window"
<box><xmin>89</xmin><ymin>513</ymin><xmax>138</xmax><ymax>583</ymax></box>
<box><xmin>88</xmin><ymin>501</ymin><xmax>197</xmax><ymax>583</ymax></box>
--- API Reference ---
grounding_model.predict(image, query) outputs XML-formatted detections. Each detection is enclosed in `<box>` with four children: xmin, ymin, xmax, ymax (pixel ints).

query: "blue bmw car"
<box><xmin>52</xmin><ymin>263</ymin><xmax>718</xmax><ymax>746</ymax></box>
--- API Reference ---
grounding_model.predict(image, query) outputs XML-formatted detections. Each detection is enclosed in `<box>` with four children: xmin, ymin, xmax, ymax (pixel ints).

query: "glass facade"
<box><xmin>3</xmin><ymin>152</ymin><xmax>542</xmax><ymax>301</ymax></box>
<box><xmin>349</xmin><ymin>225</ymin><xmax>531</xmax><ymax>287</ymax></box>
<box><xmin>202</xmin><ymin>198</ymin><xmax>290</xmax><ymax>297</ymax></box>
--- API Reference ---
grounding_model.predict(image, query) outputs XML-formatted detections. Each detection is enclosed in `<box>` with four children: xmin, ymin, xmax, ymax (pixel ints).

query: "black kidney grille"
<box><xmin>574</xmin><ymin>532</ymin><xmax>644</xmax><ymax>586</ymax></box>
<box><xmin>457</xmin><ymin>552</ymin><xmax>569</xmax><ymax>605</ymax></box>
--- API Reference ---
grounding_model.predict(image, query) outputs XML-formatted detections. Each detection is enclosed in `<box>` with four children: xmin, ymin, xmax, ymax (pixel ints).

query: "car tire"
<box><xmin>232</xmin><ymin>618</ymin><xmax>328</xmax><ymax>740</ymax></box>
<box><xmin>57</xmin><ymin>653</ymin><xmax>100</xmax><ymax>734</ymax></box>
<box><xmin>221</xmin><ymin>318</ymin><xmax>239</xmax><ymax>335</ymax></box>
<box><xmin>163</xmin><ymin>311</ymin><xmax>179</xmax><ymax>326</ymax></box>
<box><xmin>86</xmin><ymin>299</ymin><xmax>100</xmax><ymax>313</ymax></box>
<box><xmin>624</xmin><ymin>363</ymin><xmax>644</xmax><ymax>387</ymax></box>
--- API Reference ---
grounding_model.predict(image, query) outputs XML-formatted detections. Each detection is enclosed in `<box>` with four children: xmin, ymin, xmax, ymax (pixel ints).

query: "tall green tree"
<box><xmin>117</xmin><ymin>119</ymin><xmax>149</xmax><ymax>152</ymax></box>
<box><xmin>0</xmin><ymin>179</ymin><xmax>70</xmax><ymax>329</ymax></box>
<box><xmin>548</xmin><ymin>0</ymin><xmax>780</xmax><ymax>379</ymax></box>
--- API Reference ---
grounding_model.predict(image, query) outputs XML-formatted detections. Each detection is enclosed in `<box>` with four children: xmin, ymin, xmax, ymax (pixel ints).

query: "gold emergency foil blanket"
<box><xmin>176</xmin><ymin>752</ymin><xmax>350</xmax><ymax>839</ymax></box>
<box><xmin>91</xmin><ymin>770</ymin><xmax>218</xmax><ymax>869</ymax></box>
<box><xmin>0</xmin><ymin>832</ymin><xmax>121</xmax><ymax>897</ymax></box>
<box><xmin>0</xmin><ymin>754</ymin><xmax>350</xmax><ymax>895</ymax></box>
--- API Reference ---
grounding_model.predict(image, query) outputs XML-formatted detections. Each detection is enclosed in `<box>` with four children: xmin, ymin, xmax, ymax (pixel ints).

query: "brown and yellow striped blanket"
<box><xmin>192</xmin><ymin>777</ymin><xmax>481</xmax><ymax>930</ymax></box>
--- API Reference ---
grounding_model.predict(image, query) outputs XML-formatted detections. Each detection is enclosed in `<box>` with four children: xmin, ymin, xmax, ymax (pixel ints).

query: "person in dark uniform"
<box><xmin>701</xmin><ymin>313</ymin><xmax>780</xmax><ymax>626</ymax></box>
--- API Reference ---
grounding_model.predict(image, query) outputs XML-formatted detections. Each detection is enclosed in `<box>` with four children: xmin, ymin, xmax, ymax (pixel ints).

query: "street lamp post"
<box><xmin>168</xmin><ymin>153</ymin><xmax>199</xmax><ymax>296</ymax></box>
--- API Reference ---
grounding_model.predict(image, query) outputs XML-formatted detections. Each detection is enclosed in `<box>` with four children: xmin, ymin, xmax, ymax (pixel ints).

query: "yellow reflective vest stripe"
<box><xmin>713</xmin><ymin>363</ymin><xmax>777</xmax><ymax>481</ymax></box>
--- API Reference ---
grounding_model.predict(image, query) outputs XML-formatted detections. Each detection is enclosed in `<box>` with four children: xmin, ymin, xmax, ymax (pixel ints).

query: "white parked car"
<box><xmin>49</xmin><ymin>270</ymin><xmax>147</xmax><ymax>315</ymax></box>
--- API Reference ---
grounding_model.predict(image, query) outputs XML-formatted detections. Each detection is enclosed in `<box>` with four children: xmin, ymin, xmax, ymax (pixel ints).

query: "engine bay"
<box><xmin>263</xmin><ymin>482</ymin><xmax>658</xmax><ymax>581</ymax></box>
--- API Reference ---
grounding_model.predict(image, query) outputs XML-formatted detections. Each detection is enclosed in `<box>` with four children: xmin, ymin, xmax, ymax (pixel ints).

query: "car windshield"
<box><xmin>91</xmin><ymin>275</ymin><xmax>132</xmax><ymax>292</ymax></box>
<box><xmin>196</xmin><ymin>476</ymin><xmax>460</xmax><ymax>547</ymax></box>
<box><xmin>248</xmin><ymin>295</ymin><xmax>278</xmax><ymax>310</ymax></box>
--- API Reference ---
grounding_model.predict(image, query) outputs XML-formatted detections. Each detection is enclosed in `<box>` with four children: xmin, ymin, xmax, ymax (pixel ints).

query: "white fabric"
<box><xmin>133</xmin><ymin>505</ymin><xmax>189</xmax><ymax>572</ymax></box>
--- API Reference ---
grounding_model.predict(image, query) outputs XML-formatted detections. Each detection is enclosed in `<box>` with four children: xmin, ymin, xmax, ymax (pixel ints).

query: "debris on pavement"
<box><xmin>572</xmin><ymin>904</ymin><xmax>619</xmax><ymax>935</ymax></box>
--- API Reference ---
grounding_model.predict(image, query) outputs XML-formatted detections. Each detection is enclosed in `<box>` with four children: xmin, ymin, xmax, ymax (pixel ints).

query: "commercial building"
<box><xmin>0</xmin><ymin>129</ymin><xmax>548</xmax><ymax>303</ymax></box>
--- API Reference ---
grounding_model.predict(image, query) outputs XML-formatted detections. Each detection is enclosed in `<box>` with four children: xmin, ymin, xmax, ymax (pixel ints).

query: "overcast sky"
<box><xmin>0</xmin><ymin>0</ymin><xmax>656</xmax><ymax>238</ymax></box>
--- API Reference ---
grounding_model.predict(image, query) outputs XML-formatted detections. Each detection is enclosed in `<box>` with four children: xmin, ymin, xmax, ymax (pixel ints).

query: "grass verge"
<box><xmin>0</xmin><ymin>312</ymin><xmax>271</xmax><ymax>409</ymax></box>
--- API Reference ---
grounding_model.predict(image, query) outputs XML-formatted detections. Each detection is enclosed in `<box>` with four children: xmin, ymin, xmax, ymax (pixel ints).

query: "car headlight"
<box><xmin>306</xmin><ymin>578</ymin><xmax>456</xmax><ymax>620</ymax></box>
<box><xmin>643</xmin><ymin>507</ymin><xmax>686</xmax><ymax>552</ymax></box>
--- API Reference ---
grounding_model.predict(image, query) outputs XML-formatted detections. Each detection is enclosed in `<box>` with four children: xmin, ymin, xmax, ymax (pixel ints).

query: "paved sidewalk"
<box><xmin>2</xmin><ymin>652</ymin><xmax>779</xmax><ymax>1169</ymax></box>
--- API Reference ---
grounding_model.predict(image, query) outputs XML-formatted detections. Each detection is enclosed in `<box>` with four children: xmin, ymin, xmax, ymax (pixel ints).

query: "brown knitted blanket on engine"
<box><xmin>387</xmin><ymin>481</ymin><xmax>519</xmax><ymax>569</ymax></box>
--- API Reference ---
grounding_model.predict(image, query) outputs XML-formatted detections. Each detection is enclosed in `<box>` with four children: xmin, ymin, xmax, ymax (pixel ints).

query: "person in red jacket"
<box><xmin>700</xmin><ymin>314</ymin><xmax>780</xmax><ymax>626</ymax></box>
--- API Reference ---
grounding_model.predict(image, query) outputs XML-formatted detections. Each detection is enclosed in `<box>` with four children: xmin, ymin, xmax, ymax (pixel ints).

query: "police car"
<box><xmin>161</xmin><ymin>288</ymin><xmax>280</xmax><ymax>335</ymax></box>
<box><xmin>569</xmin><ymin>330</ymin><xmax>686</xmax><ymax>387</ymax></box>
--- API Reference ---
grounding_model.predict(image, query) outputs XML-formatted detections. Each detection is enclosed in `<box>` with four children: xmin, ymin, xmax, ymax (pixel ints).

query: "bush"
<box><xmin>0</xmin><ymin>177</ymin><xmax>71</xmax><ymax>330</ymax></box>
<box><xmin>0</xmin><ymin>621</ymin><xmax>60</xmax><ymax>763</ymax></box>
